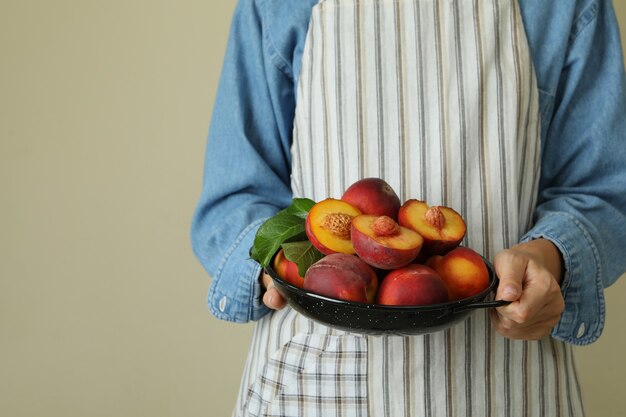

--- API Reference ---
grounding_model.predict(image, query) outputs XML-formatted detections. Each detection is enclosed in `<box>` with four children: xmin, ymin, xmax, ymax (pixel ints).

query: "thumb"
<box><xmin>261</xmin><ymin>272</ymin><xmax>287</xmax><ymax>310</ymax></box>
<box><xmin>493</xmin><ymin>250</ymin><xmax>527</xmax><ymax>302</ymax></box>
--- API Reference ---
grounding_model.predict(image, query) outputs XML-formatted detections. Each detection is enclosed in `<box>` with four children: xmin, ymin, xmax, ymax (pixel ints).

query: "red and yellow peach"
<box><xmin>376</xmin><ymin>264</ymin><xmax>448</xmax><ymax>306</ymax></box>
<box><xmin>341</xmin><ymin>177</ymin><xmax>401</xmax><ymax>219</ymax></box>
<box><xmin>425</xmin><ymin>247</ymin><xmax>490</xmax><ymax>301</ymax></box>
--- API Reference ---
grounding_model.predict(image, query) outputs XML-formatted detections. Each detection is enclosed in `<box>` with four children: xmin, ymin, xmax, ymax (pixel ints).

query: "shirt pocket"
<box><xmin>242</xmin><ymin>332</ymin><xmax>367</xmax><ymax>417</ymax></box>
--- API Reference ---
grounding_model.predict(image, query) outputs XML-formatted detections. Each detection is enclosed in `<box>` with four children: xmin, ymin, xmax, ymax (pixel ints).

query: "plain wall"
<box><xmin>1</xmin><ymin>1</ymin><xmax>624</xmax><ymax>416</ymax></box>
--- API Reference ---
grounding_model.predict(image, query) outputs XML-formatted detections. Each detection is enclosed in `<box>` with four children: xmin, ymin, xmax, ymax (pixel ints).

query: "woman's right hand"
<box><xmin>262</xmin><ymin>272</ymin><xmax>288</xmax><ymax>310</ymax></box>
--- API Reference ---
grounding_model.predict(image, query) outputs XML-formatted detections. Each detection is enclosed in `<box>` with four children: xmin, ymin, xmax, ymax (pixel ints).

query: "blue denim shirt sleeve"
<box><xmin>190</xmin><ymin>0</ymin><xmax>296</xmax><ymax>322</ymax></box>
<box><xmin>521</xmin><ymin>0</ymin><xmax>626</xmax><ymax>345</ymax></box>
<box><xmin>193</xmin><ymin>0</ymin><xmax>626</xmax><ymax>342</ymax></box>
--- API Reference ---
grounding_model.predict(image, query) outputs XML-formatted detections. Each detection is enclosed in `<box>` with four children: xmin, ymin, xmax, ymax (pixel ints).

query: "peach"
<box><xmin>398</xmin><ymin>199</ymin><xmax>467</xmax><ymax>256</ymax></box>
<box><xmin>304</xmin><ymin>253</ymin><xmax>378</xmax><ymax>303</ymax></box>
<box><xmin>376</xmin><ymin>264</ymin><xmax>448</xmax><ymax>306</ymax></box>
<box><xmin>341</xmin><ymin>177</ymin><xmax>401</xmax><ymax>219</ymax></box>
<box><xmin>351</xmin><ymin>215</ymin><xmax>423</xmax><ymax>269</ymax></box>
<box><xmin>425</xmin><ymin>247</ymin><xmax>490</xmax><ymax>301</ymax></box>
<box><xmin>305</xmin><ymin>198</ymin><xmax>362</xmax><ymax>255</ymax></box>
<box><xmin>272</xmin><ymin>248</ymin><xmax>305</xmax><ymax>288</ymax></box>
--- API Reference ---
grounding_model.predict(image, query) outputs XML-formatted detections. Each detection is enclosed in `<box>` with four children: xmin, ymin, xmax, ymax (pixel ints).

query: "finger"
<box><xmin>493</xmin><ymin>250</ymin><xmax>527</xmax><ymax>302</ymax></box>
<box><xmin>502</xmin><ymin>262</ymin><xmax>556</xmax><ymax>323</ymax></box>
<box><xmin>261</xmin><ymin>273</ymin><xmax>287</xmax><ymax>310</ymax></box>
<box><xmin>263</xmin><ymin>286</ymin><xmax>288</xmax><ymax>310</ymax></box>
<box><xmin>491</xmin><ymin>308</ymin><xmax>517</xmax><ymax>329</ymax></box>
<box><xmin>496</xmin><ymin>283</ymin><xmax>563</xmax><ymax>335</ymax></box>
<box><xmin>490</xmin><ymin>308</ymin><xmax>553</xmax><ymax>340</ymax></box>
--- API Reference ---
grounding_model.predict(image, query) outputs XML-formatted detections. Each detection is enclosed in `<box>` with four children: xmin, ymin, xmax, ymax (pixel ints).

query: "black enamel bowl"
<box><xmin>265</xmin><ymin>256</ymin><xmax>509</xmax><ymax>336</ymax></box>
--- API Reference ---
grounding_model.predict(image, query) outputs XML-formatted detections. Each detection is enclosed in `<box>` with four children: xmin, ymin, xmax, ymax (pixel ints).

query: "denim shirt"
<box><xmin>191</xmin><ymin>0</ymin><xmax>626</xmax><ymax>345</ymax></box>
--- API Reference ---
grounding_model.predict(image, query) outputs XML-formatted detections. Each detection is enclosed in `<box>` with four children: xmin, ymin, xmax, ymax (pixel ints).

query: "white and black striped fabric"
<box><xmin>235</xmin><ymin>0</ymin><xmax>584</xmax><ymax>416</ymax></box>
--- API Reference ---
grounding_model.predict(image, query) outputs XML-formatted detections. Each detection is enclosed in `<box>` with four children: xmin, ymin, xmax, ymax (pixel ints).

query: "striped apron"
<box><xmin>235</xmin><ymin>0</ymin><xmax>584</xmax><ymax>416</ymax></box>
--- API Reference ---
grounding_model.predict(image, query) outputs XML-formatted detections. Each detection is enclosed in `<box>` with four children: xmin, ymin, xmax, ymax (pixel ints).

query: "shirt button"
<box><xmin>219</xmin><ymin>296</ymin><xmax>228</xmax><ymax>312</ymax></box>
<box><xmin>576</xmin><ymin>323</ymin><xmax>586</xmax><ymax>338</ymax></box>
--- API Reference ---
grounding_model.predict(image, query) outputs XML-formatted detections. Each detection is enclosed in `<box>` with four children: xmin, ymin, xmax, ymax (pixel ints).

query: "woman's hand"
<box><xmin>261</xmin><ymin>272</ymin><xmax>288</xmax><ymax>310</ymax></box>
<box><xmin>490</xmin><ymin>239</ymin><xmax>565</xmax><ymax>340</ymax></box>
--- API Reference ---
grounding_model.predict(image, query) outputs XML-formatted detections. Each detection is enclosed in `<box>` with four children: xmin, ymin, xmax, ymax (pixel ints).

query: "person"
<box><xmin>191</xmin><ymin>0</ymin><xmax>626</xmax><ymax>415</ymax></box>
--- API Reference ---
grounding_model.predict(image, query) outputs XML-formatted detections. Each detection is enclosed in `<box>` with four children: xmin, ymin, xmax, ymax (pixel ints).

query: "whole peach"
<box><xmin>425</xmin><ymin>247</ymin><xmax>490</xmax><ymax>301</ymax></box>
<box><xmin>273</xmin><ymin>248</ymin><xmax>305</xmax><ymax>288</ymax></box>
<box><xmin>341</xmin><ymin>178</ymin><xmax>401</xmax><ymax>219</ymax></box>
<box><xmin>376</xmin><ymin>264</ymin><xmax>448</xmax><ymax>306</ymax></box>
<box><xmin>304</xmin><ymin>253</ymin><xmax>378</xmax><ymax>303</ymax></box>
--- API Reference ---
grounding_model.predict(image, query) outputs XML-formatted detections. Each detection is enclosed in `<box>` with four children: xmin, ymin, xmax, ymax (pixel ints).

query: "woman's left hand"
<box><xmin>490</xmin><ymin>238</ymin><xmax>565</xmax><ymax>340</ymax></box>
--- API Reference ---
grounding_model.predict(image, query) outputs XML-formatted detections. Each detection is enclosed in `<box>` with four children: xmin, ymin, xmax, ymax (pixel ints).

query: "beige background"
<box><xmin>1</xmin><ymin>1</ymin><xmax>625</xmax><ymax>416</ymax></box>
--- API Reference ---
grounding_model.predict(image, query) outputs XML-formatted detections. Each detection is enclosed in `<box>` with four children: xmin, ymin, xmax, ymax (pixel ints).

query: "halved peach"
<box><xmin>398</xmin><ymin>199</ymin><xmax>466</xmax><ymax>256</ymax></box>
<box><xmin>305</xmin><ymin>198</ymin><xmax>362</xmax><ymax>255</ymax></box>
<box><xmin>341</xmin><ymin>177</ymin><xmax>401</xmax><ymax>219</ymax></box>
<box><xmin>351</xmin><ymin>215</ymin><xmax>423</xmax><ymax>269</ymax></box>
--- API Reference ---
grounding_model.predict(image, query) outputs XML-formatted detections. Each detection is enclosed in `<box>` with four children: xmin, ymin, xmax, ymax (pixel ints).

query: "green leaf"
<box><xmin>250</xmin><ymin>198</ymin><xmax>317</xmax><ymax>268</ymax></box>
<box><xmin>281</xmin><ymin>241</ymin><xmax>324</xmax><ymax>277</ymax></box>
<box><xmin>283</xmin><ymin>198</ymin><xmax>315</xmax><ymax>219</ymax></box>
<box><xmin>252</xmin><ymin>213</ymin><xmax>306</xmax><ymax>267</ymax></box>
